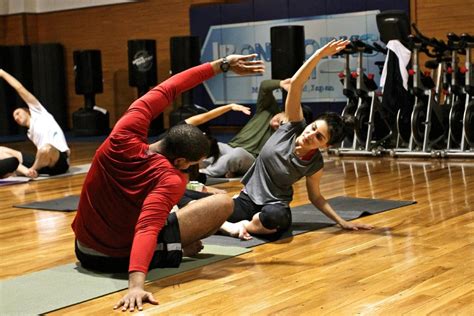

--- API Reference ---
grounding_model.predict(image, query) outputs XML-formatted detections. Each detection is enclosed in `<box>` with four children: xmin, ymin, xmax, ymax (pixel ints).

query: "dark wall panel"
<box><xmin>0</xmin><ymin>45</ymin><xmax>32</xmax><ymax>136</ymax></box>
<box><xmin>253</xmin><ymin>0</ymin><xmax>290</xmax><ymax>22</ymax></box>
<box><xmin>31</xmin><ymin>43</ymin><xmax>68</xmax><ymax>129</ymax></box>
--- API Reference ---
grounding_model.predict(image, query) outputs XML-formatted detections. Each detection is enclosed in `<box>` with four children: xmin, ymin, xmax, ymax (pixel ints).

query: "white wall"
<box><xmin>0</xmin><ymin>0</ymin><xmax>138</xmax><ymax>15</ymax></box>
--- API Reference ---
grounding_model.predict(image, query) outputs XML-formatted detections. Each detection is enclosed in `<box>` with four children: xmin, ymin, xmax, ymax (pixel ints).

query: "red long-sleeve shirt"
<box><xmin>72</xmin><ymin>63</ymin><xmax>215</xmax><ymax>273</ymax></box>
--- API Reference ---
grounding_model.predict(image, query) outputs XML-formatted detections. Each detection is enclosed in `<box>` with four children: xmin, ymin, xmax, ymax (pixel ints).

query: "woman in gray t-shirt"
<box><xmin>220</xmin><ymin>39</ymin><xmax>374</xmax><ymax>240</ymax></box>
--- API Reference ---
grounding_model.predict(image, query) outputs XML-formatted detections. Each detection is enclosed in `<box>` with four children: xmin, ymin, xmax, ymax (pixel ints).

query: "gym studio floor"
<box><xmin>0</xmin><ymin>139</ymin><xmax>472</xmax><ymax>315</ymax></box>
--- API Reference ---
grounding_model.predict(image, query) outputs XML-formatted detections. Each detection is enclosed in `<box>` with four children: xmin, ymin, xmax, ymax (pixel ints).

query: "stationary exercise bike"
<box><xmin>334</xmin><ymin>40</ymin><xmax>392</xmax><ymax>156</ymax></box>
<box><xmin>392</xmin><ymin>25</ymin><xmax>448</xmax><ymax>157</ymax></box>
<box><xmin>445</xmin><ymin>33</ymin><xmax>466</xmax><ymax>150</ymax></box>
<box><xmin>446</xmin><ymin>33</ymin><xmax>474</xmax><ymax>156</ymax></box>
<box><xmin>336</xmin><ymin>42</ymin><xmax>358</xmax><ymax>148</ymax></box>
<box><xmin>461</xmin><ymin>34</ymin><xmax>474</xmax><ymax>150</ymax></box>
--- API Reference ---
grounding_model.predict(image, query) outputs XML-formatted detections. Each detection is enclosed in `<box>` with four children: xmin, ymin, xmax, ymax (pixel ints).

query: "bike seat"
<box><xmin>447</xmin><ymin>32</ymin><xmax>460</xmax><ymax>42</ymax></box>
<box><xmin>460</xmin><ymin>33</ymin><xmax>473</xmax><ymax>43</ymax></box>
<box><xmin>425</xmin><ymin>60</ymin><xmax>439</xmax><ymax>69</ymax></box>
<box><xmin>353</xmin><ymin>40</ymin><xmax>373</xmax><ymax>54</ymax></box>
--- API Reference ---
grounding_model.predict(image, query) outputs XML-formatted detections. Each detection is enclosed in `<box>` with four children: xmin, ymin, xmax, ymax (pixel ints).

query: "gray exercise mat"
<box><xmin>14</xmin><ymin>195</ymin><xmax>80</xmax><ymax>212</ymax></box>
<box><xmin>0</xmin><ymin>163</ymin><xmax>91</xmax><ymax>186</ymax></box>
<box><xmin>205</xmin><ymin>177</ymin><xmax>241</xmax><ymax>185</ymax></box>
<box><xmin>34</xmin><ymin>163</ymin><xmax>91</xmax><ymax>180</ymax></box>
<box><xmin>203</xmin><ymin>196</ymin><xmax>416</xmax><ymax>248</ymax></box>
<box><xmin>0</xmin><ymin>244</ymin><xmax>250</xmax><ymax>315</ymax></box>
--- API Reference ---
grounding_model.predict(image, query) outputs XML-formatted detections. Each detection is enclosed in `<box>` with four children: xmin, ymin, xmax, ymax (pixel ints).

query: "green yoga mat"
<box><xmin>0</xmin><ymin>244</ymin><xmax>250</xmax><ymax>315</ymax></box>
<box><xmin>203</xmin><ymin>196</ymin><xmax>416</xmax><ymax>248</ymax></box>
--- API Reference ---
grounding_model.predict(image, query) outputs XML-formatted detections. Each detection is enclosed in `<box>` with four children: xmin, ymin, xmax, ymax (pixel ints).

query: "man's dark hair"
<box><xmin>161</xmin><ymin>124</ymin><xmax>210</xmax><ymax>162</ymax></box>
<box><xmin>315</xmin><ymin>112</ymin><xmax>355</xmax><ymax>146</ymax></box>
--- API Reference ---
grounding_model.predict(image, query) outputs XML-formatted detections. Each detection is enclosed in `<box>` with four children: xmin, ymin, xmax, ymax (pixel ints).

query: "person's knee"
<box><xmin>37</xmin><ymin>144</ymin><xmax>59</xmax><ymax>163</ymax></box>
<box><xmin>0</xmin><ymin>146</ymin><xmax>12</xmax><ymax>158</ymax></box>
<box><xmin>37</xmin><ymin>144</ymin><xmax>54</xmax><ymax>156</ymax></box>
<box><xmin>216</xmin><ymin>194</ymin><xmax>234</xmax><ymax>218</ymax></box>
<box><xmin>259</xmin><ymin>205</ymin><xmax>292</xmax><ymax>231</ymax></box>
<box><xmin>196</xmin><ymin>193</ymin><xmax>234</xmax><ymax>220</ymax></box>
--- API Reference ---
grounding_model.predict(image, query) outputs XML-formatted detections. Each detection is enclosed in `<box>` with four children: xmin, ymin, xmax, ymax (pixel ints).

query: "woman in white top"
<box><xmin>0</xmin><ymin>69</ymin><xmax>70</xmax><ymax>178</ymax></box>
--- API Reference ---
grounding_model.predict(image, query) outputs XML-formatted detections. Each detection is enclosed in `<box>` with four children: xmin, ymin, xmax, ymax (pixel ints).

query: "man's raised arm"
<box><xmin>0</xmin><ymin>69</ymin><xmax>40</xmax><ymax>107</ymax></box>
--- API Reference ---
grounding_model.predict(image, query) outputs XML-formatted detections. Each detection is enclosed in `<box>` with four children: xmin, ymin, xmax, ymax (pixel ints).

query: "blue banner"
<box><xmin>201</xmin><ymin>10</ymin><xmax>385</xmax><ymax>104</ymax></box>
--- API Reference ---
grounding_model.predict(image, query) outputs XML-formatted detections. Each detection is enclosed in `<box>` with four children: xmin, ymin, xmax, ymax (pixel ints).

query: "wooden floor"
<box><xmin>0</xmin><ymin>140</ymin><xmax>473</xmax><ymax>315</ymax></box>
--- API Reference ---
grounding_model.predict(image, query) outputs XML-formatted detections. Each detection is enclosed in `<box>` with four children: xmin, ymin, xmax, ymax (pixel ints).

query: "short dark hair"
<box><xmin>14</xmin><ymin>107</ymin><xmax>30</xmax><ymax>115</ymax></box>
<box><xmin>315</xmin><ymin>112</ymin><xmax>355</xmax><ymax>146</ymax></box>
<box><xmin>161</xmin><ymin>124</ymin><xmax>210</xmax><ymax>162</ymax></box>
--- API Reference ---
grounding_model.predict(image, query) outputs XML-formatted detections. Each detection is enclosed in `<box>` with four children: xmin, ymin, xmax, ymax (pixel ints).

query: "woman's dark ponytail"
<box><xmin>314</xmin><ymin>112</ymin><xmax>354</xmax><ymax>146</ymax></box>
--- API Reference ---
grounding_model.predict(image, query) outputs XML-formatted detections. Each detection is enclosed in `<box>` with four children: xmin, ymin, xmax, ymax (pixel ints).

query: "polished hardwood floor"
<box><xmin>0</xmin><ymin>140</ymin><xmax>473</xmax><ymax>315</ymax></box>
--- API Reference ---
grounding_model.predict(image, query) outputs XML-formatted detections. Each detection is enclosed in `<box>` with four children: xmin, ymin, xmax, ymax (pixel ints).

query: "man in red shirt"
<box><xmin>72</xmin><ymin>54</ymin><xmax>264</xmax><ymax>312</ymax></box>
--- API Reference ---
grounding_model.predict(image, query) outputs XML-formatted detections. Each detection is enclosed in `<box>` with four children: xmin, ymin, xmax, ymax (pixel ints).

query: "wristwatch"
<box><xmin>220</xmin><ymin>57</ymin><xmax>230</xmax><ymax>73</ymax></box>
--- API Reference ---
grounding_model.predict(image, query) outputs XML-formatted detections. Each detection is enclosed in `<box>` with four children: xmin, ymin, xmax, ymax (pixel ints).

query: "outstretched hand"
<box><xmin>113</xmin><ymin>288</ymin><xmax>158</xmax><ymax>312</ymax></box>
<box><xmin>229</xmin><ymin>103</ymin><xmax>251</xmax><ymax>115</ymax></box>
<box><xmin>339</xmin><ymin>220</ymin><xmax>374</xmax><ymax>231</ymax></box>
<box><xmin>316</xmin><ymin>39</ymin><xmax>350</xmax><ymax>58</ymax></box>
<box><xmin>226</xmin><ymin>54</ymin><xmax>265</xmax><ymax>75</ymax></box>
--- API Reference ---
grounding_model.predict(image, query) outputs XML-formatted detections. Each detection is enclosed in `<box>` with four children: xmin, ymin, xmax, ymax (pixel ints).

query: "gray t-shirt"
<box><xmin>242</xmin><ymin>121</ymin><xmax>324</xmax><ymax>206</ymax></box>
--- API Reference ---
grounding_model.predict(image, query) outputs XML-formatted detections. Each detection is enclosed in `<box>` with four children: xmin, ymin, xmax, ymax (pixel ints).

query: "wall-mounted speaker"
<box><xmin>128</xmin><ymin>39</ymin><xmax>157</xmax><ymax>90</ymax></box>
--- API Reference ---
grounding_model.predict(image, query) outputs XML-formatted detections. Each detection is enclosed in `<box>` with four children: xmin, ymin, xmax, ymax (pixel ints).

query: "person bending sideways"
<box><xmin>201</xmin><ymin>78</ymin><xmax>313</xmax><ymax>178</ymax></box>
<box><xmin>0</xmin><ymin>69</ymin><xmax>70</xmax><ymax>178</ymax></box>
<box><xmin>71</xmin><ymin>54</ymin><xmax>264</xmax><ymax>312</ymax></box>
<box><xmin>218</xmin><ymin>40</ymin><xmax>374</xmax><ymax>240</ymax></box>
<box><xmin>156</xmin><ymin>102</ymin><xmax>251</xmax><ymax>184</ymax></box>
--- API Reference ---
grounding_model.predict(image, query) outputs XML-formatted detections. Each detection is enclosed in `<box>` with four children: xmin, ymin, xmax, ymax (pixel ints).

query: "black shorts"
<box><xmin>229</xmin><ymin>191</ymin><xmax>291</xmax><ymax>231</ymax></box>
<box><xmin>178</xmin><ymin>189</ymin><xmax>212</xmax><ymax>208</ymax></box>
<box><xmin>0</xmin><ymin>157</ymin><xmax>19</xmax><ymax>177</ymax></box>
<box><xmin>75</xmin><ymin>212</ymin><xmax>183</xmax><ymax>273</ymax></box>
<box><xmin>22</xmin><ymin>150</ymin><xmax>69</xmax><ymax>176</ymax></box>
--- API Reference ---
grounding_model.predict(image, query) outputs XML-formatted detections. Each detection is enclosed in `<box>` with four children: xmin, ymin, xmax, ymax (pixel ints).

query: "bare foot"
<box><xmin>183</xmin><ymin>240</ymin><xmax>204</xmax><ymax>257</ymax></box>
<box><xmin>226</xmin><ymin>221</ymin><xmax>252</xmax><ymax>240</ymax></box>
<box><xmin>203</xmin><ymin>186</ymin><xmax>227</xmax><ymax>194</ymax></box>
<box><xmin>26</xmin><ymin>168</ymin><xmax>38</xmax><ymax>178</ymax></box>
<box><xmin>225</xmin><ymin>171</ymin><xmax>236</xmax><ymax>178</ymax></box>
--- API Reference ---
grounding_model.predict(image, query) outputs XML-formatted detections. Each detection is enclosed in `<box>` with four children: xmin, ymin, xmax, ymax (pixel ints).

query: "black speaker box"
<box><xmin>73</xmin><ymin>50</ymin><xmax>103</xmax><ymax>95</ymax></box>
<box><xmin>271</xmin><ymin>25</ymin><xmax>305</xmax><ymax>80</ymax></box>
<box><xmin>72</xmin><ymin>108</ymin><xmax>109</xmax><ymax>136</ymax></box>
<box><xmin>170</xmin><ymin>36</ymin><xmax>201</xmax><ymax>110</ymax></box>
<box><xmin>128</xmin><ymin>39</ymin><xmax>158</xmax><ymax>88</ymax></box>
<box><xmin>170</xmin><ymin>36</ymin><xmax>201</xmax><ymax>75</ymax></box>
